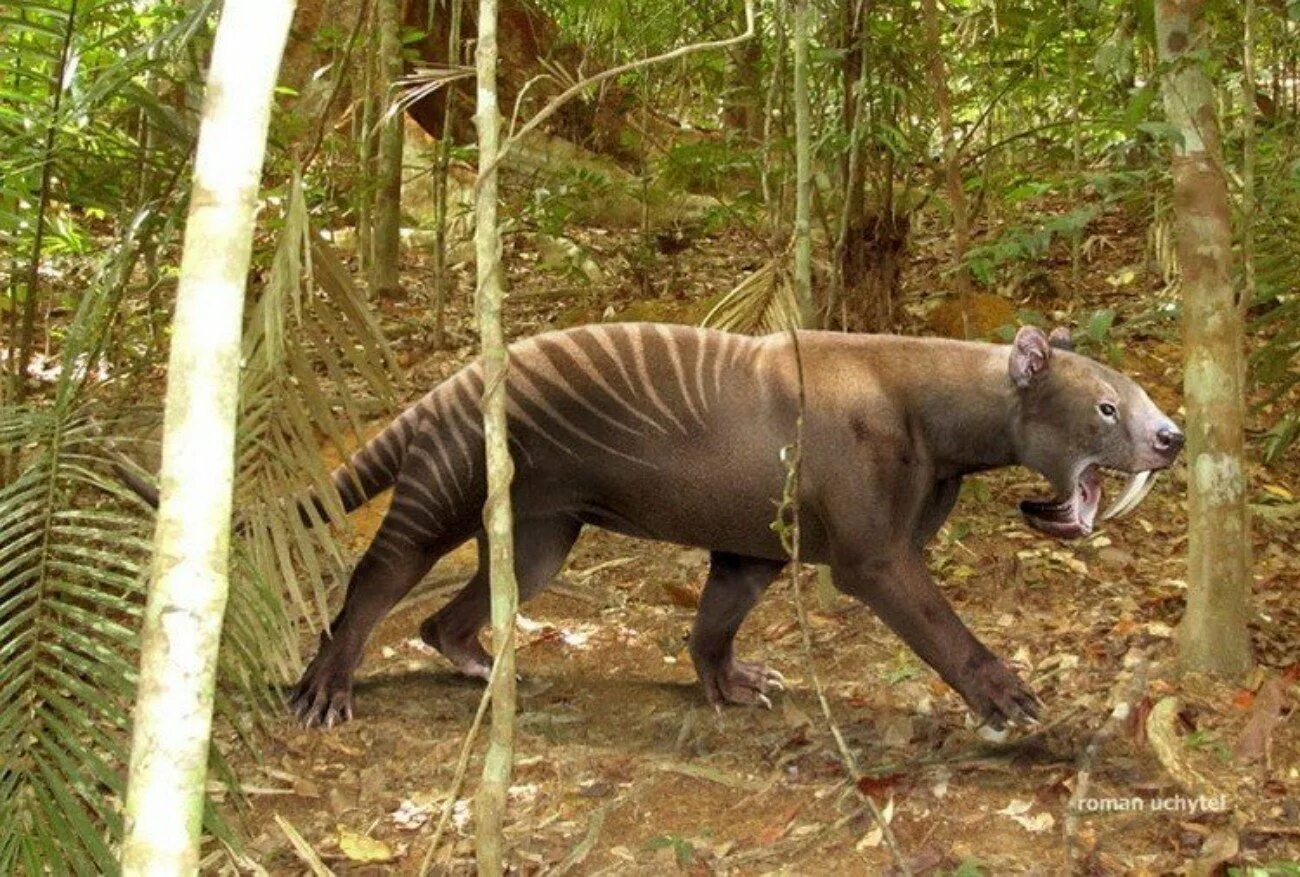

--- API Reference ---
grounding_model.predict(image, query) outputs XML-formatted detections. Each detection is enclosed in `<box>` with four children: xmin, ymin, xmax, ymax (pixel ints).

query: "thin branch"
<box><xmin>776</xmin><ymin>331</ymin><xmax>912</xmax><ymax>875</ymax></box>
<box><xmin>474</xmin><ymin>0</ymin><xmax>755</xmax><ymax>192</ymax></box>
<box><xmin>1240</xmin><ymin>0</ymin><xmax>1257</xmax><ymax>315</ymax></box>
<box><xmin>299</xmin><ymin>0</ymin><xmax>373</xmax><ymax>170</ymax></box>
<box><xmin>417</xmin><ymin>656</ymin><xmax>502</xmax><ymax>876</ymax></box>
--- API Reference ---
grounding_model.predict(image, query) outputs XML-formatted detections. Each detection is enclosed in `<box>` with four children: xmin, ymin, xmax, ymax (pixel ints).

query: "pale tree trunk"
<box><xmin>119</xmin><ymin>0</ymin><xmax>295</xmax><ymax>870</ymax></box>
<box><xmin>791</xmin><ymin>0</ymin><xmax>815</xmax><ymax>327</ymax></box>
<box><xmin>921</xmin><ymin>0</ymin><xmax>971</xmax><ymax>336</ymax></box>
<box><xmin>371</xmin><ymin>0</ymin><xmax>405</xmax><ymax>296</ymax></box>
<box><xmin>473</xmin><ymin>0</ymin><xmax>519</xmax><ymax>872</ymax></box>
<box><xmin>1155</xmin><ymin>0</ymin><xmax>1252</xmax><ymax>676</ymax></box>
<box><xmin>791</xmin><ymin>3</ymin><xmax>838</xmax><ymax>605</ymax></box>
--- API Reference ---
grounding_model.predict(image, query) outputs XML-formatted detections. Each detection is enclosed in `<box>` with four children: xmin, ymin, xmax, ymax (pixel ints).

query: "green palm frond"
<box><xmin>0</xmin><ymin>169</ymin><xmax>401</xmax><ymax>872</ymax></box>
<box><xmin>0</xmin><ymin>285</ymin><xmax>152</xmax><ymax>873</ymax></box>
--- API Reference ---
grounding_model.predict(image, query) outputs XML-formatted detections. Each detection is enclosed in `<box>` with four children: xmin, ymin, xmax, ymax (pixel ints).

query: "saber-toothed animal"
<box><xmin>237</xmin><ymin>322</ymin><xmax>1182</xmax><ymax>728</ymax></box>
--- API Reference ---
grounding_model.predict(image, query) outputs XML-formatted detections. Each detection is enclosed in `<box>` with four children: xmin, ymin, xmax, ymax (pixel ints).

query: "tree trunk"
<box><xmin>792</xmin><ymin>0</ymin><xmax>815</xmax><ymax>327</ymax></box>
<box><xmin>119</xmin><ymin>0</ymin><xmax>295</xmax><ymax>871</ymax></box>
<box><xmin>922</xmin><ymin>0</ymin><xmax>971</xmax><ymax>336</ymax></box>
<box><xmin>725</xmin><ymin>0</ymin><xmax>764</xmax><ymax>142</ymax></box>
<box><xmin>1155</xmin><ymin>0</ymin><xmax>1252</xmax><ymax>677</ymax></box>
<box><xmin>431</xmin><ymin>0</ymin><xmax>465</xmax><ymax>349</ymax></box>
<box><xmin>1241</xmin><ymin>0</ymin><xmax>1256</xmax><ymax>314</ymax></box>
<box><xmin>841</xmin><ymin>208</ymin><xmax>908</xmax><ymax>331</ymax></box>
<box><xmin>473</xmin><ymin>0</ymin><xmax>519</xmax><ymax>872</ymax></box>
<box><xmin>836</xmin><ymin>11</ymin><xmax>908</xmax><ymax>334</ymax></box>
<box><xmin>371</xmin><ymin>0</ymin><xmax>405</xmax><ymax>297</ymax></box>
<box><xmin>354</xmin><ymin>6</ymin><xmax>378</xmax><ymax>273</ymax></box>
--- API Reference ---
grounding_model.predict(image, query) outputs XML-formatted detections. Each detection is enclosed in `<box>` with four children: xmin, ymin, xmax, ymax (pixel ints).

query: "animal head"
<box><xmin>1008</xmin><ymin>325</ymin><xmax>1183</xmax><ymax>539</ymax></box>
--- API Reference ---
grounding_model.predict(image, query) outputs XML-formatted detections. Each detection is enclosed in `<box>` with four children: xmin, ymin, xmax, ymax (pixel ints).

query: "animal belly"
<box><xmin>574</xmin><ymin>450</ymin><xmax>793</xmax><ymax>560</ymax></box>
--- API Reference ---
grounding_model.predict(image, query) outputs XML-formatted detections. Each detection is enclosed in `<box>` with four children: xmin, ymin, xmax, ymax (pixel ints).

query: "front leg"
<box><xmin>913</xmin><ymin>476</ymin><xmax>962</xmax><ymax>550</ymax></box>
<box><xmin>831</xmin><ymin>549</ymin><xmax>1040</xmax><ymax>728</ymax></box>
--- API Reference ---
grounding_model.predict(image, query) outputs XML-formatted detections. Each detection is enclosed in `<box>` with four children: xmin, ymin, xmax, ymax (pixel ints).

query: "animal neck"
<box><xmin>905</xmin><ymin>346</ymin><xmax>1023</xmax><ymax>478</ymax></box>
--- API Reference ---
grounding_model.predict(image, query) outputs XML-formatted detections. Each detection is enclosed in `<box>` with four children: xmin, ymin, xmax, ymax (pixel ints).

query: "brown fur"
<box><xmin>283</xmin><ymin>323</ymin><xmax>1182</xmax><ymax>730</ymax></box>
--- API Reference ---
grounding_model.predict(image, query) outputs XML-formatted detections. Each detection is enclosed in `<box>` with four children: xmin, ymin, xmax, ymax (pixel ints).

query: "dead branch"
<box><xmin>417</xmin><ymin>655</ymin><xmax>504</xmax><ymax>876</ymax></box>
<box><xmin>1064</xmin><ymin>655</ymin><xmax>1149</xmax><ymax>864</ymax></box>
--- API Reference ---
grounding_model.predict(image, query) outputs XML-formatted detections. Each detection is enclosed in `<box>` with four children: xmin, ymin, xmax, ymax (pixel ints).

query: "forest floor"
<box><xmin>216</xmin><ymin>202</ymin><xmax>1300</xmax><ymax>875</ymax></box>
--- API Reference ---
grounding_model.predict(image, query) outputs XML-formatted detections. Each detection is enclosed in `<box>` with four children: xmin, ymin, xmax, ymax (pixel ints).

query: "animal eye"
<box><xmin>1098</xmin><ymin>402</ymin><xmax>1118</xmax><ymax>420</ymax></box>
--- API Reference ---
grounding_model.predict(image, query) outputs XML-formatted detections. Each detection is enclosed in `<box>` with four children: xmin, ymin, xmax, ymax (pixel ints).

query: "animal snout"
<box><xmin>1154</xmin><ymin>424</ymin><xmax>1185</xmax><ymax>455</ymax></box>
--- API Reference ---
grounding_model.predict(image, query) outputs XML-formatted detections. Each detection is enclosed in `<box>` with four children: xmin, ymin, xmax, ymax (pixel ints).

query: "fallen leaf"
<box><xmin>390</xmin><ymin>799</ymin><xmax>432</xmax><ymax>830</ymax></box>
<box><xmin>929</xmin><ymin>767</ymin><xmax>950</xmax><ymax>799</ymax></box>
<box><xmin>1236</xmin><ymin>676</ymin><xmax>1288</xmax><ymax>763</ymax></box>
<box><xmin>781</xmin><ymin>699</ymin><xmax>813</xmax><ymax>730</ymax></box>
<box><xmin>856</xmin><ymin>797</ymin><xmax>895</xmax><ymax>850</ymax></box>
<box><xmin>755</xmin><ymin>805</ymin><xmax>800</xmax><ymax>845</ymax></box>
<box><xmin>879</xmin><ymin>716</ymin><xmax>914</xmax><ymax>749</ymax></box>
<box><xmin>663</xmin><ymin>582</ymin><xmax>700</xmax><ymax>608</ymax></box>
<box><xmin>337</xmin><ymin>826</ymin><xmax>394</xmax><ymax>863</ymax></box>
<box><xmin>857</xmin><ymin>825</ymin><xmax>884</xmax><ymax>849</ymax></box>
<box><xmin>857</xmin><ymin>772</ymin><xmax>904</xmax><ymax>797</ymax></box>
<box><xmin>997</xmin><ymin>799</ymin><xmax>1055</xmax><ymax>833</ymax></box>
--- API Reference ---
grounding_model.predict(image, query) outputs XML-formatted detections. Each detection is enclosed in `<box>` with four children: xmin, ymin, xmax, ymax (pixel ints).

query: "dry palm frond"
<box><xmin>700</xmin><ymin>255</ymin><xmax>802</xmax><ymax>335</ymax></box>
<box><xmin>1146</xmin><ymin>210</ymin><xmax>1180</xmax><ymax>296</ymax></box>
<box><xmin>226</xmin><ymin>171</ymin><xmax>401</xmax><ymax>688</ymax></box>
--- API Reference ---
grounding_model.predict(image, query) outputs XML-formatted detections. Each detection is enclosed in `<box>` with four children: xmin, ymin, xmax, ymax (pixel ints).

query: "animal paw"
<box><xmin>289</xmin><ymin>654</ymin><xmax>355</xmax><ymax>729</ymax></box>
<box><xmin>962</xmin><ymin>657</ymin><xmax>1042</xmax><ymax>730</ymax></box>
<box><xmin>702</xmin><ymin>658</ymin><xmax>786</xmax><ymax>710</ymax></box>
<box><xmin>419</xmin><ymin>617</ymin><xmax>492</xmax><ymax>680</ymax></box>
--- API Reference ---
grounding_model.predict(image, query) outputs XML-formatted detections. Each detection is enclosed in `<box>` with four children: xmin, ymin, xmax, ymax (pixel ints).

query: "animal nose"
<box><xmin>1154</xmin><ymin>425</ymin><xmax>1184</xmax><ymax>454</ymax></box>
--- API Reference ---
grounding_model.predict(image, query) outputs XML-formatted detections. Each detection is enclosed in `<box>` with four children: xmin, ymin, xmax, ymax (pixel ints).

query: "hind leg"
<box><xmin>690</xmin><ymin>552</ymin><xmax>787</xmax><ymax>708</ymax></box>
<box><xmin>420</xmin><ymin>515</ymin><xmax>581</xmax><ymax>679</ymax></box>
<box><xmin>290</xmin><ymin>495</ymin><xmax>474</xmax><ymax>726</ymax></box>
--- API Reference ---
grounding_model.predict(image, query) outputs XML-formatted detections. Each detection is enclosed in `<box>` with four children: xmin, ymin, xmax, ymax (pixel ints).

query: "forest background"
<box><xmin>2</xmin><ymin>0</ymin><xmax>1299</xmax><ymax>872</ymax></box>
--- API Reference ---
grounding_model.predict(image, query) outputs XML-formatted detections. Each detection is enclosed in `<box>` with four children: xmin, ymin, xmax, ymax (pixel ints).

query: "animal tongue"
<box><xmin>1019</xmin><ymin>465</ymin><xmax>1102</xmax><ymax>539</ymax></box>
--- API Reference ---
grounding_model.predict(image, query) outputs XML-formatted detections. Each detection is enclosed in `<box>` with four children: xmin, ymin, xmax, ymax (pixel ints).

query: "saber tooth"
<box><xmin>1101</xmin><ymin>470</ymin><xmax>1147</xmax><ymax>520</ymax></box>
<box><xmin>1101</xmin><ymin>470</ymin><xmax>1155</xmax><ymax>521</ymax></box>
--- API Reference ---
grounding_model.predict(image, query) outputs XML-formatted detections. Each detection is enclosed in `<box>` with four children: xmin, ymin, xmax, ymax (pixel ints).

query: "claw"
<box><xmin>976</xmin><ymin>722</ymin><xmax>1011</xmax><ymax>743</ymax></box>
<box><xmin>757</xmin><ymin>693</ymin><xmax>773</xmax><ymax>710</ymax></box>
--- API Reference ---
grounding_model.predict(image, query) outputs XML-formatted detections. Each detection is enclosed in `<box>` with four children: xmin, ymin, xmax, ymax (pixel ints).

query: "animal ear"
<box><xmin>1009</xmin><ymin>325</ymin><xmax>1052</xmax><ymax>388</ymax></box>
<box><xmin>1048</xmin><ymin>327</ymin><xmax>1074</xmax><ymax>351</ymax></box>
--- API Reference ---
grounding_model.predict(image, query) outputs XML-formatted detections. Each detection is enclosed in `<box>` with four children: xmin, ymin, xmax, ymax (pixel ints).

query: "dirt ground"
<box><xmin>215</xmin><ymin>207</ymin><xmax>1300</xmax><ymax>874</ymax></box>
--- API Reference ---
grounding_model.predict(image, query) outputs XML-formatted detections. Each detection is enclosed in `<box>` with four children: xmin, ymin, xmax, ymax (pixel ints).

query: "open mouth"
<box><xmin>1020</xmin><ymin>465</ymin><xmax>1159</xmax><ymax>540</ymax></box>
